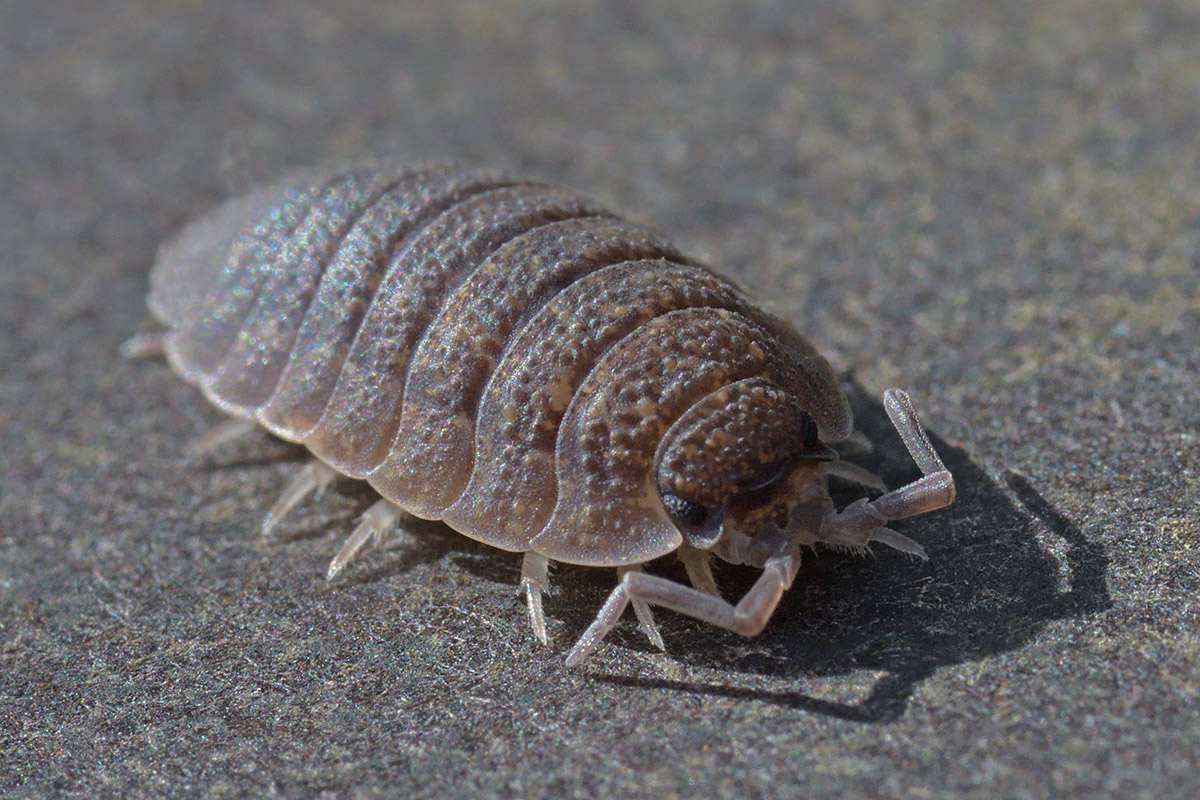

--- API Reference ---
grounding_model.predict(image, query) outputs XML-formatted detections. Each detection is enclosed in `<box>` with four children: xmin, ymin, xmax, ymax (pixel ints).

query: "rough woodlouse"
<box><xmin>128</xmin><ymin>161</ymin><xmax>956</xmax><ymax>664</ymax></box>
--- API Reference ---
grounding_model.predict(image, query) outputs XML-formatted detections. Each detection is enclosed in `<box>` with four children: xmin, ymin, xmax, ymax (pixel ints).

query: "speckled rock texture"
<box><xmin>1</xmin><ymin>1</ymin><xmax>1196</xmax><ymax>798</ymax></box>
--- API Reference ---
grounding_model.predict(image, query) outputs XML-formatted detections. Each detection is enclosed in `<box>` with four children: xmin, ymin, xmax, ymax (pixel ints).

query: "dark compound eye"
<box><xmin>800</xmin><ymin>411</ymin><xmax>819</xmax><ymax>449</ymax></box>
<box><xmin>662</xmin><ymin>493</ymin><xmax>708</xmax><ymax>527</ymax></box>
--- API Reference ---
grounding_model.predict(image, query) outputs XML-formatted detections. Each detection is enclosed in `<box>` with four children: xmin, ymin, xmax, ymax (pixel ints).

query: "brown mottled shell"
<box><xmin>150</xmin><ymin>162</ymin><xmax>851</xmax><ymax>567</ymax></box>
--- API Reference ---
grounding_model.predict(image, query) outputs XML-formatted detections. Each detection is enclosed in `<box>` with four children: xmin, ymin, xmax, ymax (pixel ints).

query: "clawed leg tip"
<box><xmin>908</xmin><ymin>547</ymin><xmax>930</xmax><ymax>563</ymax></box>
<box><xmin>868</xmin><ymin>527</ymin><xmax>929</xmax><ymax>560</ymax></box>
<box><xmin>323</xmin><ymin>498</ymin><xmax>406</xmax><ymax>582</ymax></box>
<box><xmin>520</xmin><ymin>553</ymin><xmax>554</xmax><ymax>648</ymax></box>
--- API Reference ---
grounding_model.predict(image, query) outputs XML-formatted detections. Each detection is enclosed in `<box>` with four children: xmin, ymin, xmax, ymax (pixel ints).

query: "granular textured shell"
<box><xmin>150</xmin><ymin>161</ymin><xmax>852</xmax><ymax>567</ymax></box>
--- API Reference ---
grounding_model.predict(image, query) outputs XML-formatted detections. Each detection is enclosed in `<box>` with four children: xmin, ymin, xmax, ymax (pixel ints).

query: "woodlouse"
<box><xmin>128</xmin><ymin>161</ymin><xmax>956</xmax><ymax>664</ymax></box>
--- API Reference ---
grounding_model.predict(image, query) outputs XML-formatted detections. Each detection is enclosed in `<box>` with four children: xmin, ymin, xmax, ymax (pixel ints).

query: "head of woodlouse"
<box><xmin>654</xmin><ymin>378</ymin><xmax>839</xmax><ymax>568</ymax></box>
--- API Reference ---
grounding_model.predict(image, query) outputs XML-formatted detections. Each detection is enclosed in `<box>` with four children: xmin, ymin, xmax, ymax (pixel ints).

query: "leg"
<box><xmin>677</xmin><ymin>544</ymin><xmax>721</xmax><ymax>597</ymax></box>
<box><xmin>184</xmin><ymin>417</ymin><xmax>258</xmax><ymax>458</ymax></box>
<box><xmin>261</xmin><ymin>459</ymin><xmax>339</xmax><ymax>536</ymax></box>
<box><xmin>883</xmin><ymin>388</ymin><xmax>952</xmax><ymax>481</ymax></box>
<box><xmin>617</xmin><ymin>565</ymin><xmax>666</xmax><ymax>652</ymax></box>
<box><xmin>326</xmin><ymin>497</ymin><xmax>407</xmax><ymax>580</ymax></box>
<box><xmin>119</xmin><ymin>331</ymin><xmax>168</xmax><ymax>359</ymax></box>
<box><xmin>825</xmin><ymin>459</ymin><xmax>886</xmax><ymax>492</ymax></box>
<box><xmin>818</xmin><ymin>389</ymin><xmax>955</xmax><ymax>556</ymax></box>
<box><xmin>565</xmin><ymin>553</ymin><xmax>800</xmax><ymax>666</ymax></box>
<box><xmin>520</xmin><ymin>552</ymin><xmax>552</xmax><ymax>645</ymax></box>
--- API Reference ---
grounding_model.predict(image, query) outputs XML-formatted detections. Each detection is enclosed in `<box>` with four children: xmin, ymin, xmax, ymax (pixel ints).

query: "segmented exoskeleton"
<box><xmin>129</xmin><ymin>161</ymin><xmax>955</xmax><ymax>664</ymax></box>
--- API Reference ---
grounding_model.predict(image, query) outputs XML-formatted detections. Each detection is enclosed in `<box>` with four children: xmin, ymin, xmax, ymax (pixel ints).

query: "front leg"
<box><xmin>565</xmin><ymin>553</ymin><xmax>800</xmax><ymax>666</ymax></box>
<box><xmin>819</xmin><ymin>389</ymin><xmax>955</xmax><ymax>556</ymax></box>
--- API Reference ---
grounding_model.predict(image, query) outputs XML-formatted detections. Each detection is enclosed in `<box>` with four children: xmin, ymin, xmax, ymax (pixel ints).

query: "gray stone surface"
<box><xmin>1</xmin><ymin>1</ymin><xmax>1197</xmax><ymax>797</ymax></box>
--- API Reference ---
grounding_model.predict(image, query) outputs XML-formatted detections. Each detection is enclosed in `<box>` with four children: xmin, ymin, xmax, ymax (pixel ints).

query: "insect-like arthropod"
<box><xmin>128</xmin><ymin>161</ymin><xmax>955</xmax><ymax>664</ymax></box>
